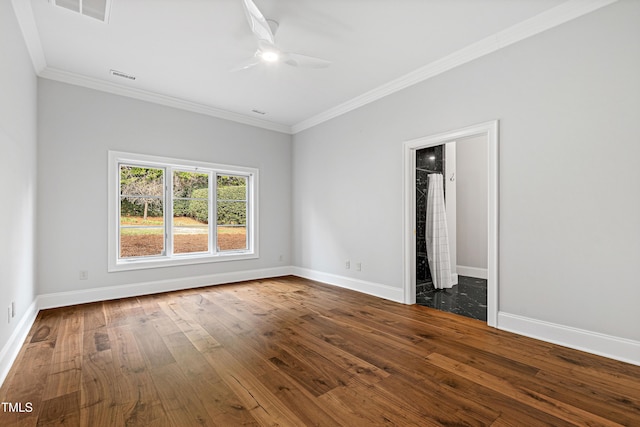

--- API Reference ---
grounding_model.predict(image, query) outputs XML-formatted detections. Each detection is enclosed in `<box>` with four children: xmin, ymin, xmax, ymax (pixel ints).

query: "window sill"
<box><xmin>108</xmin><ymin>251</ymin><xmax>258</xmax><ymax>272</ymax></box>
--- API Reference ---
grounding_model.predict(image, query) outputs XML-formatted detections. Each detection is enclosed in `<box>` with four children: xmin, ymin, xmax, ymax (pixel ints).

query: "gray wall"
<box><xmin>456</xmin><ymin>136</ymin><xmax>488</xmax><ymax>271</ymax></box>
<box><xmin>292</xmin><ymin>1</ymin><xmax>640</xmax><ymax>341</ymax></box>
<box><xmin>37</xmin><ymin>79</ymin><xmax>292</xmax><ymax>295</ymax></box>
<box><xmin>0</xmin><ymin>1</ymin><xmax>38</xmax><ymax>355</ymax></box>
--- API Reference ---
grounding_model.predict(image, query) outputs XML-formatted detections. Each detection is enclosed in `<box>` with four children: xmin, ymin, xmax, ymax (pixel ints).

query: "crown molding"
<box><xmin>39</xmin><ymin>67</ymin><xmax>293</xmax><ymax>134</ymax></box>
<box><xmin>12</xmin><ymin>0</ymin><xmax>616</xmax><ymax>136</ymax></box>
<box><xmin>291</xmin><ymin>0</ymin><xmax>618</xmax><ymax>134</ymax></box>
<box><xmin>11</xmin><ymin>0</ymin><xmax>46</xmax><ymax>74</ymax></box>
<box><xmin>12</xmin><ymin>1</ymin><xmax>292</xmax><ymax>134</ymax></box>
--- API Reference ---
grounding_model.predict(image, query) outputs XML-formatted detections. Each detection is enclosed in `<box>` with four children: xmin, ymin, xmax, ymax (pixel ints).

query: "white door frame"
<box><xmin>402</xmin><ymin>120</ymin><xmax>499</xmax><ymax>327</ymax></box>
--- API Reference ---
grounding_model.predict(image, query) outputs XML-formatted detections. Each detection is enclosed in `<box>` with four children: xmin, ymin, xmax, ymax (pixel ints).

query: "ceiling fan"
<box><xmin>231</xmin><ymin>0</ymin><xmax>331</xmax><ymax>71</ymax></box>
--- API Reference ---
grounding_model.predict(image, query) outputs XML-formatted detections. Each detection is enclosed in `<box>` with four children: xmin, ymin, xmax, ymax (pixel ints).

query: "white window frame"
<box><xmin>108</xmin><ymin>151</ymin><xmax>258</xmax><ymax>272</ymax></box>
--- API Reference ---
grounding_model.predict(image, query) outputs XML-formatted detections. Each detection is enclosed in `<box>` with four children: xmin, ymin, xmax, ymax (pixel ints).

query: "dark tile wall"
<box><xmin>416</xmin><ymin>145</ymin><xmax>444</xmax><ymax>290</ymax></box>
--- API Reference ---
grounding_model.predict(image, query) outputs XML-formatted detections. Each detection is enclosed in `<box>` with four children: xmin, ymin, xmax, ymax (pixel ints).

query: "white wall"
<box><xmin>292</xmin><ymin>1</ymin><xmax>640</xmax><ymax>342</ymax></box>
<box><xmin>37</xmin><ymin>79</ymin><xmax>292</xmax><ymax>296</ymax></box>
<box><xmin>0</xmin><ymin>0</ymin><xmax>38</xmax><ymax>373</ymax></box>
<box><xmin>456</xmin><ymin>135</ymin><xmax>488</xmax><ymax>272</ymax></box>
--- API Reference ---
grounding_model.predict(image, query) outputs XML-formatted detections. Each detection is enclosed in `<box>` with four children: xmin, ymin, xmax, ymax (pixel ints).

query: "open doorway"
<box><xmin>415</xmin><ymin>137</ymin><xmax>488</xmax><ymax>320</ymax></box>
<box><xmin>403</xmin><ymin>121</ymin><xmax>499</xmax><ymax>326</ymax></box>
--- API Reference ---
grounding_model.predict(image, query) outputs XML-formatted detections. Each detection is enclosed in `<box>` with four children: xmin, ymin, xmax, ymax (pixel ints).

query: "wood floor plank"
<box><xmin>129</xmin><ymin>315</ymin><xmax>176</xmax><ymax>369</ymax></box>
<box><xmin>149</xmin><ymin>363</ymin><xmax>216</xmax><ymax>427</ymax></box>
<box><xmin>79</xmin><ymin>347</ymin><xmax>124</xmax><ymax>427</ymax></box>
<box><xmin>424</xmin><ymin>332</ymin><xmax>639</xmax><ymax>424</ymax></box>
<box><xmin>157</xmin><ymin>300</ymin><xmax>222</xmax><ymax>353</ymax></box>
<box><xmin>426</xmin><ymin>352</ymin><xmax>623</xmax><ymax>426</ymax></box>
<box><xmin>81</xmin><ymin>303</ymin><xmax>106</xmax><ymax>331</ymax></box>
<box><xmin>533</xmin><ymin>369</ymin><xmax>640</xmax><ymax>425</ymax></box>
<box><xmin>103</xmin><ymin>297</ymin><xmax>142</xmax><ymax>328</ymax></box>
<box><xmin>1</xmin><ymin>340</ymin><xmax>57</xmax><ymax>426</ymax></box>
<box><xmin>177</xmin><ymin>295</ymin><xmax>281</xmax><ymax>378</ymax></box>
<box><xmin>256</xmin><ymin>368</ymin><xmax>343</xmax><ymax>426</ymax></box>
<box><xmin>267</xmin><ymin>346</ymin><xmax>346</xmax><ymax>397</ymax></box>
<box><xmin>295</xmin><ymin>311</ymin><xmax>441</xmax><ymax>384</ymax></box>
<box><xmin>201</xmin><ymin>347</ymin><xmax>307</xmax><ymax>426</ymax></box>
<box><xmin>29</xmin><ymin>312</ymin><xmax>60</xmax><ymax>346</ymax></box>
<box><xmin>418</xmin><ymin>336</ymin><xmax>639</xmax><ymax>424</ymax></box>
<box><xmin>2</xmin><ymin>276</ymin><xmax>639</xmax><ymax>426</ymax></box>
<box><xmin>373</xmin><ymin>374</ymin><xmax>503</xmax><ymax>426</ymax></box>
<box><xmin>36</xmin><ymin>391</ymin><xmax>80</xmax><ymax>426</ymax></box>
<box><xmin>321</xmin><ymin>382</ymin><xmax>434</xmax><ymax>426</ymax></box>
<box><xmin>41</xmin><ymin>331</ymin><xmax>82</xmax><ymax>400</ymax></box>
<box><xmin>274</xmin><ymin>324</ymin><xmax>390</xmax><ymax>387</ymax></box>
<box><xmin>159</xmin><ymin>329</ymin><xmax>259</xmax><ymax>425</ymax></box>
<box><xmin>107</xmin><ymin>326</ymin><xmax>170</xmax><ymax>427</ymax></box>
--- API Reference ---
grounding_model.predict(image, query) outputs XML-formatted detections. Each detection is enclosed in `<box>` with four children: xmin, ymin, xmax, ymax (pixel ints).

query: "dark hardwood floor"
<box><xmin>1</xmin><ymin>276</ymin><xmax>639</xmax><ymax>426</ymax></box>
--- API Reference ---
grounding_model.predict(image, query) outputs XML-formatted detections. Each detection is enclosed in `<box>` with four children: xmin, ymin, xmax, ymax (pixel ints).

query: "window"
<box><xmin>108</xmin><ymin>151</ymin><xmax>258</xmax><ymax>271</ymax></box>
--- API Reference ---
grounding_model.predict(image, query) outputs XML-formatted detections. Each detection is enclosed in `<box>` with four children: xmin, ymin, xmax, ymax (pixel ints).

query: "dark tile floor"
<box><xmin>416</xmin><ymin>276</ymin><xmax>487</xmax><ymax>321</ymax></box>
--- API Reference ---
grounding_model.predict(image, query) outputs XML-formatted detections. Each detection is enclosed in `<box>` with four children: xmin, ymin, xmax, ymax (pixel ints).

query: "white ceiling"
<box><xmin>17</xmin><ymin>0</ymin><xmax>614</xmax><ymax>133</ymax></box>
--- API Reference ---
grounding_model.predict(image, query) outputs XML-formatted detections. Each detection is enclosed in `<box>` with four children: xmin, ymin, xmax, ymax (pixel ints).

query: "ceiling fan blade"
<box><xmin>230</xmin><ymin>56</ymin><xmax>262</xmax><ymax>72</ymax></box>
<box><xmin>242</xmin><ymin>0</ymin><xmax>275</xmax><ymax>45</ymax></box>
<box><xmin>283</xmin><ymin>52</ymin><xmax>331</xmax><ymax>69</ymax></box>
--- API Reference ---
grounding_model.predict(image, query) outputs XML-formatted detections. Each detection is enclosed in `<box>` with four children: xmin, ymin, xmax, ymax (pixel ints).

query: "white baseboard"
<box><xmin>37</xmin><ymin>266</ymin><xmax>292</xmax><ymax>310</ymax></box>
<box><xmin>0</xmin><ymin>299</ymin><xmax>39</xmax><ymax>387</ymax></box>
<box><xmin>457</xmin><ymin>265</ymin><xmax>488</xmax><ymax>279</ymax></box>
<box><xmin>498</xmin><ymin>312</ymin><xmax>640</xmax><ymax>367</ymax></box>
<box><xmin>291</xmin><ymin>266</ymin><xmax>404</xmax><ymax>303</ymax></box>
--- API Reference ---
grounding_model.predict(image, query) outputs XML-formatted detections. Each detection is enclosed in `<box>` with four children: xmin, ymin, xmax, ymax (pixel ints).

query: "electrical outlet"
<box><xmin>11</xmin><ymin>301</ymin><xmax>15</xmax><ymax>318</ymax></box>
<box><xmin>7</xmin><ymin>306</ymin><xmax>11</xmax><ymax>324</ymax></box>
<box><xmin>345</xmin><ymin>260</ymin><xmax>350</xmax><ymax>269</ymax></box>
<box><xmin>278</xmin><ymin>254</ymin><xmax>283</xmax><ymax>262</ymax></box>
<box><xmin>356</xmin><ymin>262</ymin><xmax>362</xmax><ymax>272</ymax></box>
<box><xmin>79</xmin><ymin>270</ymin><xmax>89</xmax><ymax>280</ymax></box>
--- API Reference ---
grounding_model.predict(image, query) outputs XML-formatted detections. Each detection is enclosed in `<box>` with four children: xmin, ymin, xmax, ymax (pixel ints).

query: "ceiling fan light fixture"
<box><xmin>232</xmin><ymin>0</ymin><xmax>330</xmax><ymax>72</ymax></box>
<box><xmin>261</xmin><ymin>50</ymin><xmax>279</xmax><ymax>63</ymax></box>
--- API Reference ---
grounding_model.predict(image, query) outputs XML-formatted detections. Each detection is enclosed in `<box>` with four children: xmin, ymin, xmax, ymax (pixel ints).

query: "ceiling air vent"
<box><xmin>110</xmin><ymin>70</ymin><xmax>136</xmax><ymax>81</ymax></box>
<box><xmin>50</xmin><ymin>0</ymin><xmax>112</xmax><ymax>22</ymax></box>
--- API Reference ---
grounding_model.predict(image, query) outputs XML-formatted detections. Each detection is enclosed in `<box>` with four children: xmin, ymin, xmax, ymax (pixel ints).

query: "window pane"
<box><xmin>119</xmin><ymin>201</ymin><xmax>164</xmax><ymax>258</ymax></box>
<box><xmin>173</xmin><ymin>207</ymin><xmax>210</xmax><ymax>254</ymax></box>
<box><xmin>217</xmin><ymin>175</ymin><xmax>247</xmax><ymax>200</ymax></box>
<box><xmin>119</xmin><ymin>165</ymin><xmax>164</xmax><ymax>258</ymax></box>
<box><xmin>173</xmin><ymin>171</ymin><xmax>209</xmax><ymax>198</ymax></box>
<box><xmin>217</xmin><ymin>225</ymin><xmax>247</xmax><ymax>251</ymax></box>
<box><xmin>56</xmin><ymin>0</ymin><xmax>80</xmax><ymax>13</ymax></box>
<box><xmin>217</xmin><ymin>175</ymin><xmax>247</xmax><ymax>251</ymax></box>
<box><xmin>173</xmin><ymin>170</ymin><xmax>209</xmax><ymax>254</ymax></box>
